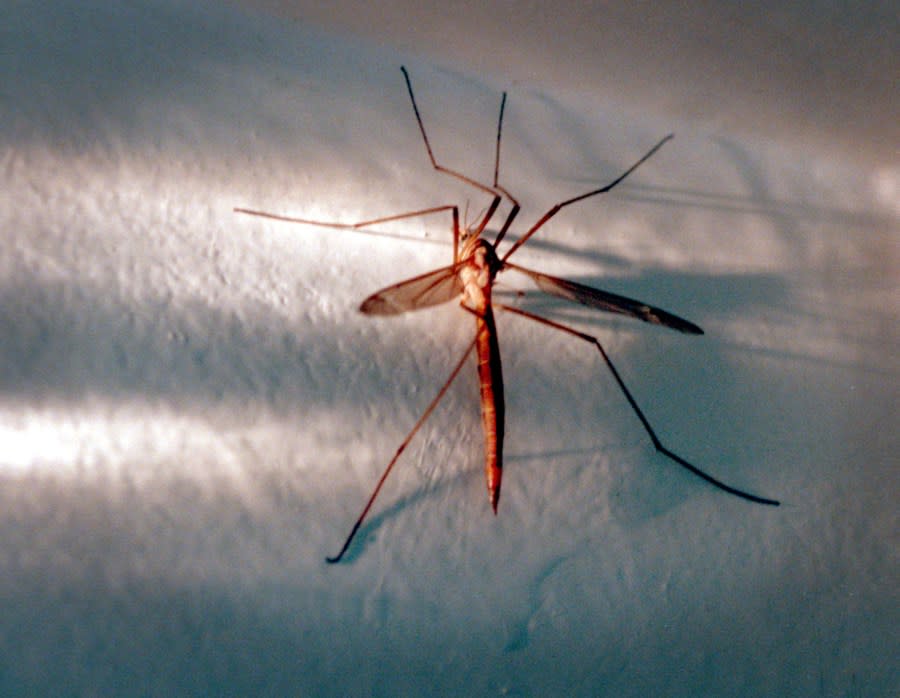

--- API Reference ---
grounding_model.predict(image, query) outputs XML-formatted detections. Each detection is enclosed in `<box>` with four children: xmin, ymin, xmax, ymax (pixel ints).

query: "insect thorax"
<box><xmin>458</xmin><ymin>238</ymin><xmax>500</xmax><ymax>312</ymax></box>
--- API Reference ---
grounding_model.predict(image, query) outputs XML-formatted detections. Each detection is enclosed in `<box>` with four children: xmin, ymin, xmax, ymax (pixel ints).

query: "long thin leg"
<box><xmin>401</xmin><ymin>66</ymin><xmax>519</xmax><ymax>242</ymax></box>
<box><xmin>490</xmin><ymin>91</ymin><xmax>521</xmax><ymax>248</ymax></box>
<box><xmin>235</xmin><ymin>205</ymin><xmax>463</xmax><ymax>262</ymax></box>
<box><xmin>238</xmin><ymin>69</ymin><xmax>523</xmax><ymax>262</ymax></box>
<box><xmin>326</xmin><ymin>336</ymin><xmax>478</xmax><ymax>563</ymax></box>
<box><xmin>500</xmin><ymin>134</ymin><xmax>674</xmax><ymax>263</ymax></box>
<box><xmin>498</xmin><ymin>303</ymin><xmax>780</xmax><ymax>506</ymax></box>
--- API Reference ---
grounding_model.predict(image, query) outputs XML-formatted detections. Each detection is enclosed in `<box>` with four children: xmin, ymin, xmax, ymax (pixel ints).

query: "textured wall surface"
<box><xmin>1</xmin><ymin>1</ymin><xmax>896</xmax><ymax>695</ymax></box>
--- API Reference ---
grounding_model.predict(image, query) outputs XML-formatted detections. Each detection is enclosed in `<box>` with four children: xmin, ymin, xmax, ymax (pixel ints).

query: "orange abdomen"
<box><xmin>476</xmin><ymin>305</ymin><xmax>505</xmax><ymax>513</ymax></box>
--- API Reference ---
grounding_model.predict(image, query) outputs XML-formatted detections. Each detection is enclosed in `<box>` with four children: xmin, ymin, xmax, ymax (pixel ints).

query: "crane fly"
<box><xmin>236</xmin><ymin>66</ymin><xmax>780</xmax><ymax>563</ymax></box>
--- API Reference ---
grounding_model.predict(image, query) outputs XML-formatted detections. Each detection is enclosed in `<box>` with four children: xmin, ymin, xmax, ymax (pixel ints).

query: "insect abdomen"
<box><xmin>476</xmin><ymin>304</ymin><xmax>504</xmax><ymax>513</ymax></box>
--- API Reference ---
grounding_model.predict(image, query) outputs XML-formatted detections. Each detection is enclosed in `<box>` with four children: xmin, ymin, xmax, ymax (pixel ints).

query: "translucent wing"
<box><xmin>504</xmin><ymin>262</ymin><xmax>703</xmax><ymax>334</ymax></box>
<box><xmin>360</xmin><ymin>262</ymin><xmax>465</xmax><ymax>315</ymax></box>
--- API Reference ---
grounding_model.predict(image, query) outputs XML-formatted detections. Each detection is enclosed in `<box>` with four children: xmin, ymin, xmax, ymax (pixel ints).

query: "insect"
<box><xmin>236</xmin><ymin>67</ymin><xmax>779</xmax><ymax>563</ymax></box>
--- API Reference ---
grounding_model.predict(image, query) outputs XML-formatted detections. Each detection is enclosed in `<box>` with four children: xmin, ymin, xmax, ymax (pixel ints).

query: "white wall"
<box><xmin>1</xmin><ymin>1</ymin><xmax>896</xmax><ymax>694</ymax></box>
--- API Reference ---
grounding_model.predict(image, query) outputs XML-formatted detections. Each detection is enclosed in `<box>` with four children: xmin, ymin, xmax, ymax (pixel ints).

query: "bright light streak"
<box><xmin>0</xmin><ymin>406</ymin><xmax>222</xmax><ymax>479</ymax></box>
